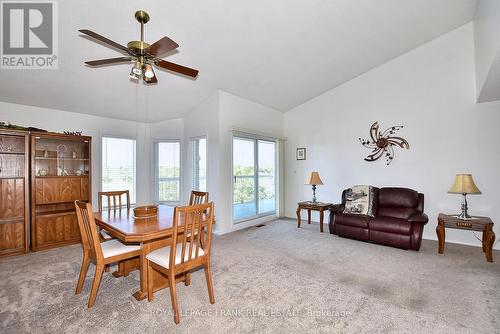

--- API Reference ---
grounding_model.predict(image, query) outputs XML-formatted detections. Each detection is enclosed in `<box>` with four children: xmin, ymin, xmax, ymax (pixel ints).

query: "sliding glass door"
<box><xmin>233</xmin><ymin>135</ymin><xmax>276</xmax><ymax>222</ymax></box>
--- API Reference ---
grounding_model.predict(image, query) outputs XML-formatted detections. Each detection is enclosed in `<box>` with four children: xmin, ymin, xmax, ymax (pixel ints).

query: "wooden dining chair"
<box><xmin>189</xmin><ymin>191</ymin><xmax>209</xmax><ymax>205</ymax></box>
<box><xmin>146</xmin><ymin>202</ymin><xmax>215</xmax><ymax>324</ymax></box>
<box><xmin>74</xmin><ymin>200</ymin><xmax>141</xmax><ymax>308</ymax></box>
<box><xmin>97</xmin><ymin>190</ymin><xmax>130</xmax><ymax>241</ymax></box>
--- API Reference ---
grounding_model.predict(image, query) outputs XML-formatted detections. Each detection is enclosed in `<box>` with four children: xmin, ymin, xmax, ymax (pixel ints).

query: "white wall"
<box><xmin>284</xmin><ymin>23</ymin><xmax>500</xmax><ymax>250</ymax></box>
<box><xmin>0</xmin><ymin>101</ymin><xmax>151</xmax><ymax>206</ymax></box>
<box><xmin>181</xmin><ymin>91</ymin><xmax>284</xmax><ymax>234</ymax></box>
<box><xmin>182</xmin><ymin>93</ymin><xmax>221</xmax><ymax>230</ymax></box>
<box><xmin>474</xmin><ymin>0</ymin><xmax>500</xmax><ymax>102</ymax></box>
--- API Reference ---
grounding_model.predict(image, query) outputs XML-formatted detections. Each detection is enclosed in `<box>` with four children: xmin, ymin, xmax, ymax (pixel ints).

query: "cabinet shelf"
<box><xmin>35</xmin><ymin>157</ymin><xmax>89</xmax><ymax>161</ymax></box>
<box><xmin>36</xmin><ymin>209</ymin><xmax>76</xmax><ymax>217</ymax></box>
<box><xmin>0</xmin><ymin>152</ymin><xmax>25</xmax><ymax>155</ymax></box>
<box><xmin>35</xmin><ymin>175</ymin><xmax>89</xmax><ymax>178</ymax></box>
<box><xmin>0</xmin><ymin>217</ymin><xmax>24</xmax><ymax>224</ymax></box>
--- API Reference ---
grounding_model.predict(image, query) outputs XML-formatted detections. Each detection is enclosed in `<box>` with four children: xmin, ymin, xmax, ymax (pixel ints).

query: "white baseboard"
<box><xmin>213</xmin><ymin>215</ymin><xmax>278</xmax><ymax>235</ymax></box>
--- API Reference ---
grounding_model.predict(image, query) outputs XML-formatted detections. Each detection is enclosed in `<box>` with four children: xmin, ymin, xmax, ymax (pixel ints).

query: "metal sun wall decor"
<box><xmin>359</xmin><ymin>121</ymin><xmax>410</xmax><ymax>165</ymax></box>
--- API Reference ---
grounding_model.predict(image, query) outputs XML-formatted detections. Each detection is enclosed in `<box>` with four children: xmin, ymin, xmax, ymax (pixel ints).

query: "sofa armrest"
<box><xmin>329</xmin><ymin>204</ymin><xmax>345</xmax><ymax>214</ymax></box>
<box><xmin>408</xmin><ymin>213</ymin><xmax>428</xmax><ymax>224</ymax></box>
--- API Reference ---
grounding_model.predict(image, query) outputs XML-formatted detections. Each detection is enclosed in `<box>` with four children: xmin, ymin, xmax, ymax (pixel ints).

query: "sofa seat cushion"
<box><xmin>335</xmin><ymin>214</ymin><xmax>370</xmax><ymax>228</ymax></box>
<box><xmin>369</xmin><ymin>216</ymin><xmax>412</xmax><ymax>235</ymax></box>
<box><xmin>334</xmin><ymin>224</ymin><xmax>369</xmax><ymax>241</ymax></box>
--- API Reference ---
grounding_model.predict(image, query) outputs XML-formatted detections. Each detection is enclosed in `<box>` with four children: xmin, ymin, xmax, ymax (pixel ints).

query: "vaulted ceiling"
<box><xmin>0</xmin><ymin>0</ymin><xmax>478</xmax><ymax>122</ymax></box>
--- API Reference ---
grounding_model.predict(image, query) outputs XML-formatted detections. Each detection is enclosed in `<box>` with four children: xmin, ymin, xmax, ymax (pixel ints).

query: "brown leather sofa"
<box><xmin>329</xmin><ymin>187</ymin><xmax>428</xmax><ymax>250</ymax></box>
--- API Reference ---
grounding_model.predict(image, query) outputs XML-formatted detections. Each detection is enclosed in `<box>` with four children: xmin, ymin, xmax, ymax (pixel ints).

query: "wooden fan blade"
<box><xmin>84</xmin><ymin>57</ymin><xmax>132</xmax><ymax>66</ymax></box>
<box><xmin>155</xmin><ymin>59</ymin><xmax>198</xmax><ymax>78</ymax></box>
<box><xmin>146</xmin><ymin>37</ymin><xmax>179</xmax><ymax>56</ymax></box>
<box><xmin>79</xmin><ymin>29</ymin><xmax>129</xmax><ymax>53</ymax></box>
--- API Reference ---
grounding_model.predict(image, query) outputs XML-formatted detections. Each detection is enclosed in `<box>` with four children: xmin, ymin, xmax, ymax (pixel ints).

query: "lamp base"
<box><xmin>457</xmin><ymin>193</ymin><xmax>471</xmax><ymax>220</ymax></box>
<box><xmin>311</xmin><ymin>184</ymin><xmax>318</xmax><ymax>203</ymax></box>
<box><xmin>456</xmin><ymin>211</ymin><xmax>472</xmax><ymax>220</ymax></box>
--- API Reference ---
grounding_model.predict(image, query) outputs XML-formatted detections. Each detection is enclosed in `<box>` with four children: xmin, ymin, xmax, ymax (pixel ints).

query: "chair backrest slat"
<box><xmin>189</xmin><ymin>191</ymin><xmax>209</xmax><ymax>206</ymax></box>
<box><xmin>98</xmin><ymin>190</ymin><xmax>130</xmax><ymax>212</ymax></box>
<box><xmin>75</xmin><ymin>200</ymin><xmax>104</xmax><ymax>261</ymax></box>
<box><xmin>170</xmin><ymin>202</ymin><xmax>214</xmax><ymax>270</ymax></box>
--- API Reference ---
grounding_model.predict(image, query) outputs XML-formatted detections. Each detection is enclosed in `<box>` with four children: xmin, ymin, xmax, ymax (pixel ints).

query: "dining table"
<box><xmin>94</xmin><ymin>204</ymin><xmax>185</xmax><ymax>301</ymax></box>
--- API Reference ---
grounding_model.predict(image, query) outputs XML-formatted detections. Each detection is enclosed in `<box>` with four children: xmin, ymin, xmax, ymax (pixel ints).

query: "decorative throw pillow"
<box><xmin>342</xmin><ymin>185</ymin><xmax>376</xmax><ymax>217</ymax></box>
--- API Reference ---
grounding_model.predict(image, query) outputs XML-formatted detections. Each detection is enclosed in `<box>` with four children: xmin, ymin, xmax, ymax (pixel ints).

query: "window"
<box><xmin>102</xmin><ymin>137</ymin><xmax>136</xmax><ymax>204</ymax></box>
<box><xmin>154</xmin><ymin>141</ymin><xmax>181</xmax><ymax>203</ymax></box>
<box><xmin>191</xmin><ymin>137</ymin><xmax>207</xmax><ymax>192</ymax></box>
<box><xmin>232</xmin><ymin>134</ymin><xmax>277</xmax><ymax>222</ymax></box>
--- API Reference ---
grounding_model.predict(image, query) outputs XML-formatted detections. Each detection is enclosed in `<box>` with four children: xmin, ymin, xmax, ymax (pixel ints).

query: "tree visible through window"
<box><xmin>155</xmin><ymin>141</ymin><xmax>180</xmax><ymax>202</ymax></box>
<box><xmin>102</xmin><ymin>137</ymin><xmax>136</xmax><ymax>204</ymax></box>
<box><xmin>191</xmin><ymin>137</ymin><xmax>207</xmax><ymax>192</ymax></box>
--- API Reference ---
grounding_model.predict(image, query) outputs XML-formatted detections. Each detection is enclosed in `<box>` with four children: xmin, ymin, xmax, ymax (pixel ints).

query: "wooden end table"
<box><xmin>436</xmin><ymin>213</ymin><xmax>495</xmax><ymax>263</ymax></box>
<box><xmin>296</xmin><ymin>202</ymin><xmax>332</xmax><ymax>233</ymax></box>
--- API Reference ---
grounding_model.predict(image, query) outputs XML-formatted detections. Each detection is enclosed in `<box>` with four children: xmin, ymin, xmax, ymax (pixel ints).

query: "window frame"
<box><xmin>101</xmin><ymin>135</ymin><xmax>137</xmax><ymax>205</ymax></box>
<box><xmin>153</xmin><ymin>139</ymin><xmax>182</xmax><ymax>205</ymax></box>
<box><xmin>190</xmin><ymin>135</ymin><xmax>208</xmax><ymax>193</ymax></box>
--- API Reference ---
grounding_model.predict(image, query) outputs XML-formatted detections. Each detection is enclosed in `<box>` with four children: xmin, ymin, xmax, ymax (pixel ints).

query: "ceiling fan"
<box><xmin>79</xmin><ymin>10</ymin><xmax>198</xmax><ymax>84</ymax></box>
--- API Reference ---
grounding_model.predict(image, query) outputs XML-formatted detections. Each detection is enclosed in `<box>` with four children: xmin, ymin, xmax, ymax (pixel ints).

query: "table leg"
<box><xmin>482</xmin><ymin>232</ymin><xmax>486</xmax><ymax>253</ymax></box>
<box><xmin>112</xmin><ymin>262</ymin><xmax>125</xmax><ymax>278</ymax></box>
<box><xmin>436</xmin><ymin>222</ymin><xmax>445</xmax><ymax>254</ymax></box>
<box><xmin>112</xmin><ymin>259</ymin><xmax>139</xmax><ymax>278</ymax></box>
<box><xmin>296</xmin><ymin>207</ymin><xmax>301</xmax><ymax>228</ymax></box>
<box><xmin>133</xmin><ymin>237</ymin><xmax>179</xmax><ymax>301</ymax></box>
<box><xmin>319</xmin><ymin>209</ymin><xmax>324</xmax><ymax>233</ymax></box>
<box><xmin>133</xmin><ymin>241</ymin><xmax>151</xmax><ymax>301</ymax></box>
<box><xmin>484</xmin><ymin>228</ymin><xmax>495</xmax><ymax>263</ymax></box>
<box><xmin>307</xmin><ymin>209</ymin><xmax>311</xmax><ymax>224</ymax></box>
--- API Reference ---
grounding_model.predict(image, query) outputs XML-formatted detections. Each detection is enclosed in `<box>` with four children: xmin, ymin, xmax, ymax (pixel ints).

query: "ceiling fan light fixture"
<box><xmin>129</xmin><ymin>66</ymin><xmax>141</xmax><ymax>80</ymax></box>
<box><xmin>132</xmin><ymin>60</ymin><xmax>142</xmax><ymax>75</ymax></box>
<box><xmin>80</xmin><ymin>10</ymin><xmax>199</xmax><ymax>84</ymax></box>
<box><xmin>142</xmin><ymin>63</ymin><xmax>155</xmax><ymax>79</ymax></box>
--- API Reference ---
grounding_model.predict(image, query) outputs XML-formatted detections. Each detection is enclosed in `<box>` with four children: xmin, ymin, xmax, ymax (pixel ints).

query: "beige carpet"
<box><xmin>1</xmin><ymin>219</ymin><xmax>499</xmax><ymax>333</ymax></box>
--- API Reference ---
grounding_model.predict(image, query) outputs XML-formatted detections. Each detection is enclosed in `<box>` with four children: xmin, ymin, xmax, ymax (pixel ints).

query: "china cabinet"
<box><xmin>0</xmin><ymin>129</ymin><xmax>30</xmax><ymax>257</ymax></box>
<box><xmin>31</xmin><ymin>132</ymin><xmax>92</xmax><ymax>251</ymax></box>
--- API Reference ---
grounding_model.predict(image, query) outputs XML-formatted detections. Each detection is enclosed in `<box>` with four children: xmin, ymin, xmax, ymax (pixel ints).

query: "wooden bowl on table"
<box><xmin>133</xmin><ymin>205</ymin><xmax>158</xmax><ymax>219</ymax></box>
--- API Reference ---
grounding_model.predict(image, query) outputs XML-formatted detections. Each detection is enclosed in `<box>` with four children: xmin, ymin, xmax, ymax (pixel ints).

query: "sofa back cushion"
<box><xmin>377</xmin><ymin>207</ymin><xmax>417</xmax><ymax>220</ymax></box>
<box><xmin>378</xmin><ymin>188</ymin><xmax>419</xmax><ymax>208</ymax></box>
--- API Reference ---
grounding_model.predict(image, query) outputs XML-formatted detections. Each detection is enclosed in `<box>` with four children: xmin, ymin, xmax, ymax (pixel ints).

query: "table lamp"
<box><xmin>305</xmin><ymin>172</ymin><xmax>323</xmax><ymax>203</ymax></box>
<box><xmin>448</xmin><ymin>174</ymin><xmax>481</xmax><ymax>220</ymax></box>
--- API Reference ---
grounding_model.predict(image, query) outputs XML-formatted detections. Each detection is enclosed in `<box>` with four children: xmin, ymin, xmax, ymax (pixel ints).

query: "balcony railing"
<box><xmin>158</xmin><ymin>176</ymin><xmax>180</xmax><ymax>202</ymax></box>
<box><xmin>233</xmin><ymin>174</ymin><xmax>276</xmax><ymax>220</ymax></box>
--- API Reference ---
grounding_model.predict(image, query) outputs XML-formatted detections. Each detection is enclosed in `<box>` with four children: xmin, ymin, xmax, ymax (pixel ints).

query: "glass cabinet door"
<box><xmin>34</xmin><ymin>137</ymin><xmax>90</xmax><ymax>177</ymax></box>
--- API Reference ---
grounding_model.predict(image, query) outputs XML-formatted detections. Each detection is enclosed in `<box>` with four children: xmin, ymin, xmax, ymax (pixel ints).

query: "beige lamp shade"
<box><xmin>305</xmin><ymin>172</ymin><xmax>324</xmax><ymax>185</ymax></box>
<box><xmin>448</xmin><ymin>174</ymin><xmax>481</xmax><ymax>194</ymax></box>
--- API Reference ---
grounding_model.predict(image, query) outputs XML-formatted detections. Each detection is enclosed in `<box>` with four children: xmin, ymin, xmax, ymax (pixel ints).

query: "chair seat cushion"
<box><xmin>369</xmin><ymin>216</ymin><xmax>412</xmax><ymax>235</ymax></box>
<box><xmin>146</xmin><ymin>244</ymin><xmax>205</xmax><ymax>269</ymax></box>
<box><xmin>101</xmin><ymin>239</ymin><xmax>141</xmax><ymax>259</ymax></box>
<box><xmin>100</xmin><ymin>229</ymin><xmax>114</xmax><ymax>240</ymax></box>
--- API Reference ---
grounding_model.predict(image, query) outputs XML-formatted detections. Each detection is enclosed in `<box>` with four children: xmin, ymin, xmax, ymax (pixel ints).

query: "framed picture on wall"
<box><xmin>296</xmin><ymin>147</ymin><xmax>306</xmax><ymax>160</ymax></box>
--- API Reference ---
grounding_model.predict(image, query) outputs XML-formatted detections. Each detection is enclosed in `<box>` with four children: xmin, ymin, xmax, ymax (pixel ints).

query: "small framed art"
<box><xmin>296</xmin><ymin>147</ymin><xmax>306</xmax><ymax>160</ymax></box>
